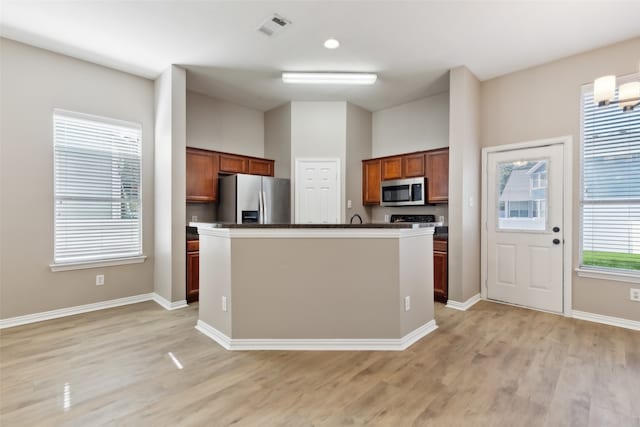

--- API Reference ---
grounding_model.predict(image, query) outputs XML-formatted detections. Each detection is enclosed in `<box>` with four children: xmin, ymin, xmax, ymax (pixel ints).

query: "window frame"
<box><xmin>577</xmin><ymin>74</ymin><xmax>640</xmax><ymax>283</ymax></box>
<box><xmin>50</xmin><ymin>109</ymin><xmax>146</xmax><ymax>272</ymax></box>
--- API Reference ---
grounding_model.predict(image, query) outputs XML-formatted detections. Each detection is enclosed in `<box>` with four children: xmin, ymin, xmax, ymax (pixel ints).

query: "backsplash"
<box><xmin>371</xmin><ymin>204</ymin><xmax>448</xmax><ymax>225</ymax></box>
<box><xmin>186</xmin><ymin>202</ymin><xmax>217</xmax><ymax>224</ymax></box>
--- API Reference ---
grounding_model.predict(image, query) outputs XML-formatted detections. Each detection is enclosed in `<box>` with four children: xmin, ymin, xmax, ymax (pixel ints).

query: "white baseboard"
<box><xmin>572</xmin><ymin>310</ymin><xmax>640</xmax><ymax>331</ymax></box>
<box><xmin>446</xmin><ymin>293</ymin><xmax>481</xmax><ymax>311</ymax></box>
<box><xmin>0</xmin><ymin>293</ymin><xmax>155</xmax><ymax>329</ymax></box>
<box><xmin>151</xmin><ymin>293</ymin><xmax>188</xmax><ymax>311</ymax></box>
<box><xmin>195</xmin><ymin>319</ymin><xmax>438</xmax><ymax>351</ymax></box>
<box><xmin>0</xmin><ymin>292</ymin><xmax>189</xmax><ymax>329</ymax></box>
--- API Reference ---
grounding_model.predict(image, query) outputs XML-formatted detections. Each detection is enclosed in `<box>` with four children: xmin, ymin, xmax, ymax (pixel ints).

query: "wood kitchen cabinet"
<box><xmin>381</xmin><ymin>157</ymin><xmax>403</xmax><ymax>180</ymax></box>
<box><xmin>361</xmin><ymin>147</ymin><xmax>449</xmax><ymax>205</ymax></box>
<box><xmin>426</xmin><ymin>149</ymin><xmax>449</xmax><ymax>203</ymax></box>
<box><xmin>433</xmin><ymin>239</ymin><xmax>448</xmax><ymax>303</ymax></box>
<box><xmin>249</xmin><ymin>158</ymin><xmax>274</xmax><ymax>176</ymax></box>
<box><xmin>219</xmin><ymin>153</ymin><xmax>249</xmax><ymax>174</ymax></box>
<box><xmin>186</xmin><ymin>240</ymin><xmax>200</xmax><ymax>303</ymax></box>
<box><xmin>362</xmin><ymin>159</ymin><xmax>382</xmax><ymax>205</ymax></box>
<box><xmin>186</xmin><ymin>148</ymin><xmax>218</xmax><ymax>202</ymax></box>
<box><xmin>403</xmin><ymin>153</ymin><xmax>425</xmax><ymax>177</ymax></box>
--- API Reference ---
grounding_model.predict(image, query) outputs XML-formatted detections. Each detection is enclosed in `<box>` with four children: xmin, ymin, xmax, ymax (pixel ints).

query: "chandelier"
<box><xmin>593</xmin><ymin>63</ymin><xmax>640</xmax><ymax>111</ymax></box>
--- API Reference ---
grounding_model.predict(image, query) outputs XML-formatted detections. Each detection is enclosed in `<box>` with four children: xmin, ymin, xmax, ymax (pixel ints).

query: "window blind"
<box><xmin>581</xmin><ymin>84</ymin><xmax>640</xmax><ymax>273</ymax></box>
<box><xmin>54</xmin><ymin>110</ymin><xmax>142</xmax><ymax>264</ymax></box>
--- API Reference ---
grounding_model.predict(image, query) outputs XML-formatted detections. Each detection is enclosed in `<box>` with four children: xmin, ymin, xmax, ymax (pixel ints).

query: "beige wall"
<box><xmin>264</xmin><ymin>103</ymin><xmax>292</xmax><ymax>179</ymax></box>
<box><xmin>346</xmin><ymin>103</ymin><xmax>373</xmax><ymax>223</ymax></box>
<box><xmin>186</xmin><ymin>90</ymin><xmax>264</xmax><ymax>157</ymax></box>
<box><xmin>291</xmin><ymin>102</ymin><xmax>348</xmax><ymax>222</ymax></box>
<box><xmin>0</xmin><ymin>38</ymin><xmax>155</xmax><ymax>319</ymax></box>
<box><xmin>370</xmin><ymin>93</ymin><xmax>450</xmax><ymax>223</ymax></box>
<box><xmin>154</xmin><ymin>65</ymin><xmax>187</xmax><ymax>303</ymax></box>
<box><xmin>481</xmin><ymin>37</ymin><xmax>640</xmax><ymax>322</ymax></box>
<box><xmin>449</xmin><ymin>66</ymin><xmax>482</xmax><ymax>303</ymax></box>
<box><xmin>372</xmin><ymin>92</ymin><xmax>450</xmax><ymax>158</ymax></box>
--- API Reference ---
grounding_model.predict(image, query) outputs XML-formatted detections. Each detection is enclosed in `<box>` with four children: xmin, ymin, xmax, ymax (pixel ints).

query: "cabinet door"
<box><xmin>426</xmin><ymin>149</ymin><xmax>449</xmax><ymax>203</ymax></box>
<box><xmin>186</xmin><ymin>149</ymin><xmax>218</xmax><ymax>202</ymax></box>
<box><xmin>362</xmin><ymin>160</ymin><xmax>381</xmax><ymax>205</ymax></box>
<box><xmin>381</xmin><ymin>157</ymin><xmax>403</xmax><ymax>180</ymax></box>
<box><xmin>403</xmin><ymin>153</ymin><xmax>425</xmax><ymax>177</ymax></box>
<box><xmin>186</xmin><ymin>251</ymin><xmax>199</xmax><ymax>303</ymax></box>
<box><xmin>433</xmin><ymin>250</ymin><xmax>448</xmax><ymax>303</ymax></box>
<box><xmin>219</xmin><ymin>153</ymin><xmax>249</xmax><ymax>174</ymax></box>
<box><xmin>249</xmin><ymin>158</ymin><xmax>274</xmax><ymax>176</ymax></box>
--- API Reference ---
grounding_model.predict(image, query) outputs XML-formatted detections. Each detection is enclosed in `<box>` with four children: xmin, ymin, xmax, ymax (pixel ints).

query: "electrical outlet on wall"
<box><xmin>191</xmin><ymin>216</ymin><xmax>198</xmax><ymax>222</ymax></box>
<box><xmin>221</xmin><ymin>296</ymin><xmax>228</xmax><ymax>311</ymax></box>
<box><xmin>404</xmin><ymin>296</ymin><xmax>411</xmax><ymax>311</ymax></box>
<box><xmin>631</xmin><ymin>288</ymin><xmax>640</xmax><ymax>302</ymax></box>
<box><xmin>96</xmin><ymin>274</ymin><xmax>104</xmax><ymax>286</ymax></box>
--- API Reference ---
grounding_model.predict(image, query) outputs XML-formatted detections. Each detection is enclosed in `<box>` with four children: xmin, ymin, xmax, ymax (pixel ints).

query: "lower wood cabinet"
<box><xmin>186</xmin><ymin>240</ymin><xmax>199</xmax><ymax>303</ymax></box>
<box><xmin>433</xmin><ymin>239</ymin><xmax>448</xmax><ymax>303</ymax></box>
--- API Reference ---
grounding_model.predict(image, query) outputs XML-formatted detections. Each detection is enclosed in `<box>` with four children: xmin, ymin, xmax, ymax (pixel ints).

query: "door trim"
<box><xmin>294</xmin><ymin>158</ymin><xmax>341</xmax><ymax>224</ymax></box>
<box><xmin>481</xmin><ymin>136</ymin><xmax>573</xmax><ymax>316</ymax></box>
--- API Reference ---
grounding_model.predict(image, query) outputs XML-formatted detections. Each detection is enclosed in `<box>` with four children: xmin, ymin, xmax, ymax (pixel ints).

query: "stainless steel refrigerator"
<box><xmin>217</xmin><ymin>174</ymin><xmax>290</xmax><ymax>224</ymax></box>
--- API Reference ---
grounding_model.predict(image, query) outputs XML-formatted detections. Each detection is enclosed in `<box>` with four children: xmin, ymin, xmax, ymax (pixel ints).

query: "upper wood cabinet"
<box><xmin>219</xmin><ymin>153</ymin><xmax>249</xmax><ymax>174</ymax></box>
<box><xmin>403</xmin><ymin>153</ymin><xmax>425</xmax><ymax>177</ymax></box>
<box><xmin>249</xmin><ymin>158</ymin><xmax>274</xmax><ymax>176</ymax></box>
<box><xmin>186</xmin><ymin>148</ymin><xmax>218</xmax><ymax>202</ymax></box>
<box><xmin>362</xmin><ymin>159</ymin><xmax>381</xmax><ymax>205</ymax></box>
<box><xmin>426</xmin><ymin>149</ymin><xmax>449</xmax><ymax>203</ymax></box>
<box><xmin>187</xmin><ymin>148</ymin><xmax>275</xmax><ymax>202</ymax></box>
<box><xmin>361</xmin><ymin>147</ymin><xmax>449</xmax><ymax>205</ymax></box>
<box><xmin>381</xmin><ymin>157</ymin><xmax>403</xmax><ymax>180</ymax></box>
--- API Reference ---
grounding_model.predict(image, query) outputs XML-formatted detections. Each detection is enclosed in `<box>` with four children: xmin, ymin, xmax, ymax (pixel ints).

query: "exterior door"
<box><xmin>487</xmin><ymin>144</ymin><xmax>564</xmax><ymax>313</ymax></box>
<box><xmin>295</xmin><ymin>159</ymin><xmax>340</xmax><ymax>224</ymax></box>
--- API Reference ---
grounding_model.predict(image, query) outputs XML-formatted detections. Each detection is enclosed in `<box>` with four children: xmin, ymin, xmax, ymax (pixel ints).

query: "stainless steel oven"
<box><xmin>380</xmin><ymin>177</ymin><xmax>426</xmax><ymax>206</ymax></box>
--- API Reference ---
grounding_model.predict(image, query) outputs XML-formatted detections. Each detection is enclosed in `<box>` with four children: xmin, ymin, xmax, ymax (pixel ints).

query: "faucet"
<box><xmin>350</xmin><ymin>214</ymin><xmax>363</xmax><ymax>224</ymax></box>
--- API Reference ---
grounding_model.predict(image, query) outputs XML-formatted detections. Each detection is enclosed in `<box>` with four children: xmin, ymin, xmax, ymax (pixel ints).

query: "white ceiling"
<box><xmin>2</xmin><ymin>1</ymin><xmax>639</xmax><ymax>112</ymax></box>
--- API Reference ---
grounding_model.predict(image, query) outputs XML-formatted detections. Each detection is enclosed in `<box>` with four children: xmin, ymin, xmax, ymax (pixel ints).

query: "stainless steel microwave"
<box><xmin>380</xmin><ymin>177</ymin><xmax>426</xmax><ymax>206</ymax></box>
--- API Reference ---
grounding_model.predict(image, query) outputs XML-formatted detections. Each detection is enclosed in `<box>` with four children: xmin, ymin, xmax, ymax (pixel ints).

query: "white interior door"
<box><xmin>487</xmin><ymin>144</ymin><xmax>564</xmax><ymax>313</ymax></box>
<box><xmin>295</xmin><ymin>159</ymin><xmax>340</xmax><ymax>224</ymax></box>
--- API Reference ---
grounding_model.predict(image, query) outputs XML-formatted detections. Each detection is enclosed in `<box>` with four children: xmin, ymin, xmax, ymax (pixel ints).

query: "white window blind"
<box><xmin>581</xmin><ymin>81</ymin><xmax>640</xmax><ymax>274</ymax></box>
<box><xmin>54</xmin><ymin>110</ymin><xmax>142</xmax><ymax>264</ymax></box>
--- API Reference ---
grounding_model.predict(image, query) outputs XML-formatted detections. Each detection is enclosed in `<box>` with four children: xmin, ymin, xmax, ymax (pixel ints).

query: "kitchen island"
<box><xmin>195</xmin><ymin>224</ymin><xmax>437</xmax><ymax>351</ymax></box>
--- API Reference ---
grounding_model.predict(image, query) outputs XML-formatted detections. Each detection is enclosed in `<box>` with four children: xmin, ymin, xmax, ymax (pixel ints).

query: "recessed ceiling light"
<box><xmin>282</xmin><ymin>72</ymin><xmax>377</xmax><ymax>85</ymax></box>
<box><xmin>324</xmin><ymin>38</ymin><xmax>340</xmax><ymax>49</ymax></box>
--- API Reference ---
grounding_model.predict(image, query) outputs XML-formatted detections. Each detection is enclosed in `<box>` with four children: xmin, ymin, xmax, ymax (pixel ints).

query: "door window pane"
<box><xmin>497</xmin><ymin>159</ymin><xmax>548</xmax><ymax>231</ymax></box>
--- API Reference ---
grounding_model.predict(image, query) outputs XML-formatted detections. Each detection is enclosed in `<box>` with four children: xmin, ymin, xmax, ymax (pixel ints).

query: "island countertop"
<box><xmin>190</xmin><ymin>221</ymin><xmax>436</xmax><ymax>229</ymax></box>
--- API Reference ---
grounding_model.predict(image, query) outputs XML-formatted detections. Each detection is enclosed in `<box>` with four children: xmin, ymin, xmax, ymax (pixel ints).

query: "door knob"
<box><xmin>553</xmin><ymin>238</ymin><xmax>561</xmax><ymax>245</ymax></box>
<box><xmin>553</xmin><ymin>226</ymin><xmax>560</xmax><ymax>232</ymax></box>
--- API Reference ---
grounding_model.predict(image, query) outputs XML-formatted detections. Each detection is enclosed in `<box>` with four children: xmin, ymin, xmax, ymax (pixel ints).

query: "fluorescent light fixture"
<box><xmin>282</xmin><ymin>72</ymin><xmax>377</xmax><ymax>85</ymax></box>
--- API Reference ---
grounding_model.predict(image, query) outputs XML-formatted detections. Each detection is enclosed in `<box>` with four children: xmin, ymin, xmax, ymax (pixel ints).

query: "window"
<box><xmin>581</xmin><ymin>80</ymin><xmax>640</xmax><ymax>274</ymax></box>
<box><xmin>53</xmin><ymin>110</ymin><xmax>142</xmax><ymax>265</ymax></box>
<box><xmin>497</xmin><ymin>159</ymin><xmax>547</xmax><ymax>230</ymax></box>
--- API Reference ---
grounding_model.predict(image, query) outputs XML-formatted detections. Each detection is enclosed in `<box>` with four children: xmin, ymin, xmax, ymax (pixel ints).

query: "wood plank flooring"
<box><xmin>1</xmin><ymin>300</ymin><xmax>638</xmax><ymax>426</ymax></box>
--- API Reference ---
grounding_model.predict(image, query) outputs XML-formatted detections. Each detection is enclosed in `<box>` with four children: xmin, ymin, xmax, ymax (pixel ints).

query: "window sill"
<box><xmin>575</xmin><ymin>267</ymin><xmax>640</xmax><ymax>284</ymax></box>
<box><xmin>50</xmin><ymin>256</ymin><xmax>147</xmax><ymax>272</ymax></box>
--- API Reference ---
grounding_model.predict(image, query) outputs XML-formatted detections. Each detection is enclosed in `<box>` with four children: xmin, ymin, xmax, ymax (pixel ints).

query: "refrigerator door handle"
<box><xmin>258</xmin><ymin>191</ymin><xmax>263</xmax><ymax>224</ymax></box>
<box><xmin>262</xmin><ymin>191</ymin><xmax>268</xmax><ymax>224</ymax></box>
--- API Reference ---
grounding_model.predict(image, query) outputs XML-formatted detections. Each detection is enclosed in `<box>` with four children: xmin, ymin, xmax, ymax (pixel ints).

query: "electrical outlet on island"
<box><xmin>631</xmin><ymin>288</ymin><xmax>640</xmax><ymax>302</ymax></box>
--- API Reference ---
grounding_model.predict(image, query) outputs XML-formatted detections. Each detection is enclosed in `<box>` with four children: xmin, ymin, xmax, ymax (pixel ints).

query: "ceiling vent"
<box><xmin>257</xmin><ymin>14</ymin><xmax>292</xmax><ymax>37</ymax></box>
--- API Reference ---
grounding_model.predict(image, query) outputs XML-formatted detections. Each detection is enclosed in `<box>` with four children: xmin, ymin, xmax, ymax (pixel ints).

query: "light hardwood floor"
<box><xmin>1</xmin><ymin>300</ymin><xmax>638</xmax><ymax>426</ymax></box>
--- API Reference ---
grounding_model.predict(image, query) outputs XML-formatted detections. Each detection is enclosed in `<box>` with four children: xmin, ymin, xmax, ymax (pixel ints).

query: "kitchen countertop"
<box><xmin>190</xmin><ymin>222</ymin><xmax>436</xmax><ymax>229</ymax></box>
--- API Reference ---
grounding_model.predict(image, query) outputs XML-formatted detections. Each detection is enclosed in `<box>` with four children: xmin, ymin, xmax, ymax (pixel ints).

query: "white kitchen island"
<box><xmin>195</xmin><ymin>224</ymin><xmax>437</xmax><ymax>351</ymax></box>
